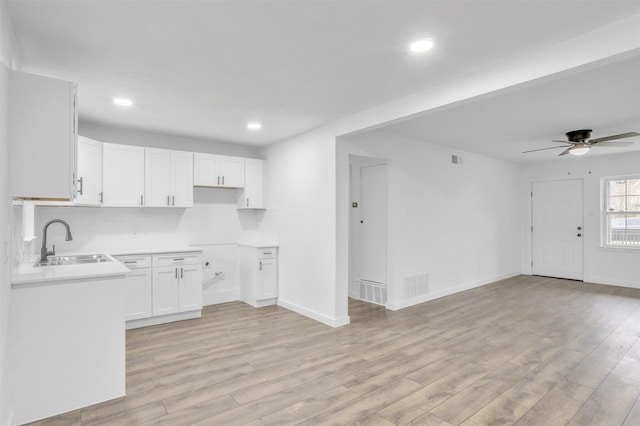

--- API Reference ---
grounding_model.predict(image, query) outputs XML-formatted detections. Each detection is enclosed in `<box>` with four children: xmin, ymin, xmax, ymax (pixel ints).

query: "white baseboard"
<box><xmin>386</xmin><ymin>272</ymin><xmax>520</xmax><ymax>311</ymax></box>
<box><xmin>277</xmin><ymin>298</ymin><xmax>350</xmax><ymax>328</ymax></box>
<box><xmin>126</xmin><ymin>310</ymin><xmax>201</xmax><ymax>330</ymax></box>
<box><xmin>5</xmin><ymin>410</ymin><xmax>14</xmax><ymax>426</ymax></box>
<box><xmin>585</xmin><ymin>276</ymin><xmax>640</xmax><ymax>289</ymax></box>
<box><xmin>203</xmin><ymin>288</ymin><xmax>240</xmax><ymax>306</ymax></box>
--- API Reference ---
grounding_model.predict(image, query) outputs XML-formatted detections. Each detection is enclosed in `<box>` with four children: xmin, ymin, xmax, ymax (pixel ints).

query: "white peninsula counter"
<box><xmin>9</xmin><ymin>257</ymin><xmax>130</xmax><ymax>425</ymax></box>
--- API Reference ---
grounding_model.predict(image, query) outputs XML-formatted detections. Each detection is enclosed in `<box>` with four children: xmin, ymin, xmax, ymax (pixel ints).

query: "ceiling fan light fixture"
<box><xmin>569</xmin><ymin>143</ymin><xmax>591</xmax><ymax>156</ymax></box>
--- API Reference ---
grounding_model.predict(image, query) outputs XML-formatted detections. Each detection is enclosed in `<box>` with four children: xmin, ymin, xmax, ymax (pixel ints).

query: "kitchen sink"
<box><xmin>34</xmin><ymin>254</ymin><xmax>112</xmax><ymax>267</ymax></box>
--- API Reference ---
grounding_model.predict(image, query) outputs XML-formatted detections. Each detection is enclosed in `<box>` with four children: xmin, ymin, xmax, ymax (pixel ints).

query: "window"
<box><xmin>603</xmin><ymin>175</ymin><xmax>640</xmax><ymax>247</ymax></box>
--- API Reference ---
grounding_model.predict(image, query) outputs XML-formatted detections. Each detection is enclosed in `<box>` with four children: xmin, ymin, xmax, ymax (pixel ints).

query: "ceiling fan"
<box><xmin>523</xmin><ymin>129</ymin><xmax>639</xmax><ymax>156</ymax></box>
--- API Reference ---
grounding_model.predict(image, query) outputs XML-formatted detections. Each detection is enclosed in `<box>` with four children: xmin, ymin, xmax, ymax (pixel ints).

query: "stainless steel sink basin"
<box><xmin>34</xmin><ymin>254</ymin><xmax>112</xmax><ymax>267</ymax></box>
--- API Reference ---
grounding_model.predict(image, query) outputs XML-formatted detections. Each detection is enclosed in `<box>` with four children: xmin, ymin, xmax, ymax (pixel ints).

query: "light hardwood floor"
<box><xmin>28</xmin><ymin>275</ymin><xmax>640</xmax><ymax>425</ymax></box>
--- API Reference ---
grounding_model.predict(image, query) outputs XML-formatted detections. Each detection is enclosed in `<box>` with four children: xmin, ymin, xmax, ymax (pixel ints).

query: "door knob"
<box><xmin>577</xmin><ymin>226</ymin><xmax>582</xmax><ymax>230</ymax></box>
<box><xmin>577</xmin><ymin>233</ymin><xmax>582</xmax><ymax>237</ymax></box>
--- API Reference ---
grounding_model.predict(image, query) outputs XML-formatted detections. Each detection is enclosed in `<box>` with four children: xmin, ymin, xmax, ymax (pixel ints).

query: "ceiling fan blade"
<box><xmin>522</xmin><ymin>146</ymin><xmax>569</xmax><ymax>153</ymax></box>
<box><xmin>591</xmin><ymin>141</ymin><xmax>635</xmax><ymax>147</ymax></box>
<box><xmin>551</xmin><ymin>140</ymin><xmax>573</xmax><ymax>144</ymax></box>
<box><xmin>558</xmin><ymin>147</ymin><xmax>573</xmax><ymax>156</ymax></box>
<box><xmin>590</xmin><ymin>132</ymin><xmax>640</xmax><ymax>143</ymax></box>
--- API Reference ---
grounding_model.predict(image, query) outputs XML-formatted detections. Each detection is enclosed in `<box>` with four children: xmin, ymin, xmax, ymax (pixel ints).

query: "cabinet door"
<box><xmin>152</xmin><ymin>266</ymin><xmax>180</xmax><ymax>316</ymax></box>
<box><xmin>171</xmin><ymin>151</ymin><xmax>193</xmax><ymax>207</ymax></box>
<box><xmin>124</xmin><ymin>269</ymin><xmax>152</xmax><ymax>321</ymax></box>
<box><xmin>10</xmin><ymin>71</ymin><xmax>77</xmax><ymax>199</ymax></box>
<box><xmin>259</xmin><ymin>258</ymin><xmax>278</xmax><ymax>299</ymax></box>
<box><xmin>145</xmin><ymin>148</ymin><xmax>172</xmax><ymax>207</ymax></box>
<box><xmin>76</xmin><ymin>136</ymin><xmax>103</xmax><ymax>206</ymax></box>
<box><xmin>193</xmin><ymin>153</ymin><xmax>220</xmax><ymax>187</ymax></box>
<box><xmin>238</xmin><ymin>159</ymin><xmax>264</xmax><ymax>209</ymax></box>
<box><xmin>103</xmin><ymin>143</ymin><xmax>145</xmax><ymax>207</ymax></box>
<box><xmin>179</xmin><ymin>265</ymin><xmax>203</xmax><ymax>312</ymax></box>
<box><xmin>219</xmin><ymin>156</ymin><xmax>245</xmax><ymax>188</ymax></box>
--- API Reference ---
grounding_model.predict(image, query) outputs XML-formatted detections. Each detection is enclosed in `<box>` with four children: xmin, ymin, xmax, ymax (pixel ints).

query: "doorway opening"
<box><xmin>531</xmin><ymin>178</ymin><xmax>584</xmax><ymax>281</ymax></box>
<box><xmin>348</xmin><ymin>155</ymin><xmax>388</xmax><ymax>319</ymax></box>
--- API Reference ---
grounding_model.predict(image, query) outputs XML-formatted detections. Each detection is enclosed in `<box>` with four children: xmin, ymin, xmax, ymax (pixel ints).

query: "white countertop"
<box><xmin>12</xmin><ymin>253</ymin><xmax>130</xmax><ymax>286</ymax></box>
<box><xmin>106</xmin><ymin>247</ymin><xmax>203</xmax><ymax>256</ymax></box>
<box><xmin>12</xmin><ymin>246</ymin><xmax>209</xmax><ymax>285</ymax></box>
<box><xmin>237</xmin><ymin>242</ymin><xmax>279</xmax><ymax>248</ymax></box>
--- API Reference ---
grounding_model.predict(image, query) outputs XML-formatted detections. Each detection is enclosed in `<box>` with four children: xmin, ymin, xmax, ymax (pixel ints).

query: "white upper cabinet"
<box><xmin>145</xmin><ymin>148</ymin><xmax>193</xmax><ymax>207</ymax></box>
<box><xmin>237</xmin><ymin>159</ymin><xmax>265</xmax><ymax>209</ymax></box>
<box><xmin>102</xmin><ymin>143</ymin><xmax>145</xmax><ymax>207</ymax></box>
<box><xmin>144</xmin><ymin>148</ymin><xmax>172</xmax><ymax>207</ymax></box>
<box><xmin>193</xmin><ymin>153</ymin><xmax>244</xmax><ymax>188</ymax></box>
<box><xmin>170</xmin><ymin>151</ymin><xmax>194</xmax><ymax>207</ymax></box>
<box><xmin>10</xmin><ymin>71</ymin><xmax>77</xmax><ymax>200</ymax></box>
<box><xmin>75</xmin><ymin>136</ymin><xmax>103</xmax><ymax>206</ymax></box>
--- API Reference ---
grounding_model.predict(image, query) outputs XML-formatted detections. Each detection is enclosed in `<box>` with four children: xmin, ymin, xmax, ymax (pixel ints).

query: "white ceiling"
<box><xmin>7</xmin><ymin>0</ymin><xmax>640</xmax><ymax>150</ymax></box>
<box><xmin>380</xmin><ymin>55</ymin><xmax>640</xmax><ymax>163</ymax></box>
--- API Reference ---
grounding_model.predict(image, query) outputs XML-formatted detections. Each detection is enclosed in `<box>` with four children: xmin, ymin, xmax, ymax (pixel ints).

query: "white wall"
<box><xmin>32</xmin><ymin>124</ymin><xmax>265</xmax><ymax>306</ymax></box>
<box><xmin>340</xmin><ymin>131</ymin><xmax>522</xmax><ymax>309</ymax></box>
<box><xmin>261</xmin><ymin>127</ymin><xmax>342</xmax><ymax>326</ymax></box>
<box><xmin>522</xmin><ymin>152</ymin><xmax>640</xmax><ymax>288</ymax></box>
<box><xmin>80</xmin><ymin>120</ymin><xmax>260</xmax><ymax>158</ymax></box>
<box><xmin>0</xmin><ymin>0</ymin><xmax>20</xmax><ymax>423</ymax></box>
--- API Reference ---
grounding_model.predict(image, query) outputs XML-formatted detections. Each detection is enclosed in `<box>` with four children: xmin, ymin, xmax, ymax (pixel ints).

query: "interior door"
<box><xmin>360</xmin><ymin>164</ymin><xmax>387</xmax><ymax>284</ymax></box>
<box><xmin>532</xmin><ymin>179</ymin><xmax>584</xmax><ymax>280</ymax></box>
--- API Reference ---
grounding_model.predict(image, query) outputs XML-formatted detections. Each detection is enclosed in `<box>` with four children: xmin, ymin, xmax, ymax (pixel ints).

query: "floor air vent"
<box><xmin>359</xmin><ymin>281</ymin><xmax>387</xmax><ymax>306</ymax></box>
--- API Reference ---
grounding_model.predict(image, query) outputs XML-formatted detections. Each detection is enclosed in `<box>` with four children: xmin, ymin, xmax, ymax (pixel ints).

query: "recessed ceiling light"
<box><xmin>247</xmin><ymin>122</ymin><xmax>262</xmax><ymax>130</ymax></box>
<box><xmin>113</xmin><ymin>98</ymin><xmax>133</xmax><ymax>106</ymax></box>
<box><xmin>409</xmin><ymin>38</ymin><xmax>434</xmax><ymax>53</ymax></box>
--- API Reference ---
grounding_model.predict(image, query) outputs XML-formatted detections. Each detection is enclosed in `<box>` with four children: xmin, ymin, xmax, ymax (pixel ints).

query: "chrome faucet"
<box><xmin>40</xmin><ymin>219</ymin><xmax>73</xmax><ymax>262</ymax></box>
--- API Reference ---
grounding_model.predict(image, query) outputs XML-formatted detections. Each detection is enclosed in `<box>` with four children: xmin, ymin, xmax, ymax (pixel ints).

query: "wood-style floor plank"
<box><xmin>26</xmin><ymin>275</ymin><xmax>640</xmax><ymax>425</ymax></box>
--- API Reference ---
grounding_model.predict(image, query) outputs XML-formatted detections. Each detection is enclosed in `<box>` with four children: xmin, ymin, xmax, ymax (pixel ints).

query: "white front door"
<box><xmin>360</xmin><ymin>164</ymin><xmax>387</xmax><ymax>284</ymax></box>
<box><xmin>532</xmin><ymin>179</ymin><xmax>584</xmax><ymax>280</ymax></box>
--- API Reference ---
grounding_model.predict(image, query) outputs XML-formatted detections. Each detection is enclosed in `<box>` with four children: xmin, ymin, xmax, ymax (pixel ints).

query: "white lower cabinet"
<box><xmin>239</xmin><ymin>246</ymin><xmax>278</xmax><ymax>307</ymax></box>
<box><xmin>153</xmin><ymin>266</ymin><xmax>181</xmax><ymax>316</ymax></box>
<box><xmin>116</xmin><ymin>250</ymin><xmax>203</xmax><ymax>329</ymax></box>
<box><xmin>125</xmin><ymin>269</ymin><xmax>153</xmax><ymax>320</ymax></box>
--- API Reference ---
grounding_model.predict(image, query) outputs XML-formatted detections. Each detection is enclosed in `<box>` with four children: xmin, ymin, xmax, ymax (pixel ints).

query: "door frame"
<box><xmin>529</xmin><ymin>177</ymin><xmax>585</xmax><ymax>280</ymax></box>
<box><xmin>348</xmin><ymin>155</ymin><xmax>389</xmax><ymax>302</ymax></box>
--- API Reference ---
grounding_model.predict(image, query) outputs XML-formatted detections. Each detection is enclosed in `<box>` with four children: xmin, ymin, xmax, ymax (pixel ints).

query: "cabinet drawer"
<box><xmin>153</xmin><ymin>252</ymin><xmax>202</xmax><ymax>267</ymax></box>
<box><xmin>114</xmin><ymin>254</ymin><xmax>152</xmax><ymax>269</ymax></box>
<box><xmin>258</xmin><ymin>248</ymin><xmax>277</xmax><ymax>259</ymax></box>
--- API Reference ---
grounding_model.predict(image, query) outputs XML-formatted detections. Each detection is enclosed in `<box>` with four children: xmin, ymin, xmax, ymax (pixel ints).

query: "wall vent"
<box><xmin>451</xmin><ymin>155</ymin><xmax>463</xmax><ymax>165</ymax></box>
<box><xmin>359</xmin><ymin>280</ymin><xmax>387</xmax><ymax>306</ymax></box>
<box><xmin>404</xmin><ymin>273</ymin><xmax>429</xmax><ymax>298</ymax></box>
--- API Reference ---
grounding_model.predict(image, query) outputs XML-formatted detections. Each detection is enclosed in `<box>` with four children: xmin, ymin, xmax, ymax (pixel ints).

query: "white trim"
<box><xmin>203</xmin><ymin>288</ymin><xmax>240</xmax><ymax>306</ymax></box>
<box><xmin>277</xmin><ymin>298</ymin><xmax>351</xmax><ymax>328</ymax></box>
<box><xmin>385</xmin><ymin>272</ymin><xmax>520</xmax><ymax>311</ymax></box>
<box><xmin>125</xmin><ymin>310</ymin><xmax>201</xmax><ymax>330</ymax></box>
<box><xmin>586</xmin><ymin>276</ymin><xmax>640</xmax><ymax>289</ymax></box>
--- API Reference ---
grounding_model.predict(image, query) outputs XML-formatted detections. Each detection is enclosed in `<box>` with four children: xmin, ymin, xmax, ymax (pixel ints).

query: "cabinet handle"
<box><xmin>181</xmin><ymin>267</ymin><xmax>183</xmax><ymax>278</ymax></box>
<box><xmin>222</xmin><ymin>176</ymin><xmax>225</xmax><ymax>185</ymax></box>
<box><xmin>175</xmin><ymin>268</ymin><xmax>178</xmax><ymax>279</ymax></box>
<box><xmin>247</xmin><ymin>198</ymin><xmax>249</xmax><ymax>208</ymax></box>
<box><xmin>172</xmin><ymin>196</ymin><xmax>175</xmax><ymax>206</ymax></box>
<box><xmin>167</xmin><ymin>195</ymin><xmax>170</xmax><ymax>206</ymax></box>
<box><xmin>217</xmin><ymin>176</ymin><xmax>220</xmax><ymax>185</ymax></box>
<box><xmin>100</xmin><ymin>192</ymin><xmax>103</xmax><ymax>203</ymax></box>
<box><xmin>78</xmin><ymin>177</ymin><xmax>83</xmax><ymax>195</ymax></box>
<box><xmin>141</xmin><ymin>195</ymin><xmax>144</xmax><ymax>206</ymax></box>
<box><xmin>173</xmin><ymin>258</ymin><xmax>184</xmax><ymax>261</ymax></box>
<box><xmin>124</xmin><ymin>261</ymin><xmax>137</xmax><ymax>264</ymax></box>
<box><xmin>259</xmin><ymin>261</ymin><xmax>262</xmax><ymax>271</ymax></box>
